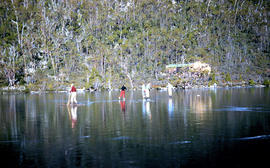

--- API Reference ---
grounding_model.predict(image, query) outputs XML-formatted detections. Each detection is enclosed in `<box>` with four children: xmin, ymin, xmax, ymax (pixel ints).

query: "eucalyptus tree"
<box><xmin>0</xmin><ymin>0</ymin><xmax>269</xmax><ymax>88</ymax></box>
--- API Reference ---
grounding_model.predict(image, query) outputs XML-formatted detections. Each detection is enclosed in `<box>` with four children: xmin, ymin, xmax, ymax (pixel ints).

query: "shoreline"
<box><xmin>0</xmin><ymin>84</ymin><xmax>267</xmax><ymax>94</ymax></box>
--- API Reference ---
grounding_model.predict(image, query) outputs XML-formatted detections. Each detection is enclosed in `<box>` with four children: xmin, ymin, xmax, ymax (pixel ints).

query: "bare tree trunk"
<box><xmin>127</xmin><ymin>73</ymin><xmax>133</xmax><ymax>89</ymax></box>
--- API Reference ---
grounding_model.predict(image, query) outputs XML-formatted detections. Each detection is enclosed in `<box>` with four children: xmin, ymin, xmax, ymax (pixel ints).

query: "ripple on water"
<box><xmin>168</xmin><ymin>141</ymin><xmax>191</xmax><ymax>145</ymax></box>
<box><xmin>214</xmin><ymin>106</ymin><xmax>270</xmax><ymax>112</ymax></box>
<box><xmin>234</xmin><ymin>134</ymin><xmax>270</xmax><ymax>141</ymax></box>
<box><xmin>111</xmin><ymin>136</ymin><xmax>132</xmax><ymax>141</ymax></box>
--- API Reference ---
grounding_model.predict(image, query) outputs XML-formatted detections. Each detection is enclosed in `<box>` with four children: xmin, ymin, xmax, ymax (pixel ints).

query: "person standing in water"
<box><xmin>142</xmin><ymin>83</ymin><xmax>146</xmax><ymax>99</ymax></box>
<box><xmin>144</xmin><ymin>83</ymin><xmax>151</xmax><ymax>100</ymax></box>
<box><xmin>119</xmin><ymin>85</ymin><xmax>127</xmax><ymax>100</ymax></box>
<box><xmin>69</xmin><ymin>83</ymin><xmax>77</xmax><ymax>105</ymax></box>
<box><xmin>167</xmin><ymin>83</ymin><xmax>173</xmax><ymax>97</ymax></box>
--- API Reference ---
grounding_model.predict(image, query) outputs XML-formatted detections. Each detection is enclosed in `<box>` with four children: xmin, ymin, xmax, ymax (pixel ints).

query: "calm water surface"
<box><xmin>0</xmin><ymin>88</ymin><xmax>270</xmax><ymax>168</ymax></box>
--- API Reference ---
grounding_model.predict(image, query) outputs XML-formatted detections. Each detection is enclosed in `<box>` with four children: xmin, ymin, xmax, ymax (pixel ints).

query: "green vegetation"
<box><xmin>170</xmin><ymin>76</ymin><xmax>182</xmax><ymax>86</ymax></box>
<box><xmin>0</xmin><ymin>0</ymin><xmax>269</xmax><ymax>90</ymax></box>
<box><xmin>263</xmin><ymin>79</ymin><xmax>270</xmax><ymax>87</ymax></box>
<box><xmin>249</xmin><ymin>79</ymin><xmax>256</xmax><ymax>86</ymax></box>
<box><xmin>225</xmin><ymin>73</ymin><xmax>231</xmax><ymax>82</ymax></box>
<box><xmin>239</xmin><ymin>74</ymin><xmax>243</xmax><ymax>82</ymax></box>
<box><xmin>24</xmin><ymin>87</ymin><xmax>30</xmax><ymax>94</ymax></box>
<box><xmin>209</xmin><ymin>73</ymin><xmax>217</xmax><ymax>86</ymax></box>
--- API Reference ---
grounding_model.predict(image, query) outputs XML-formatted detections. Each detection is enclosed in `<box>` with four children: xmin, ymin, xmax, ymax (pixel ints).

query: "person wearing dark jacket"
<box><xmin>119</xmin><ymin>85</ymin><xmax>127</xmax><ymax>100</ymax></box>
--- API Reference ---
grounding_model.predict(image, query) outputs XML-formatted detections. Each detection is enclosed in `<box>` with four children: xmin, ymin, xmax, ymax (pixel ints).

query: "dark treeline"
<box><xmin>0</xmin><ymin>0</ymin><xmax>269</xmax><ymax>90</ymax></box>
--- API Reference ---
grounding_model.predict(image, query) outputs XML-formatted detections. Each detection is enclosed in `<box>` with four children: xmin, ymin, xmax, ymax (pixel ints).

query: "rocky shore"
<box><xmin>1</xmin><ymin>62</ymin><xmax>269</xmax><ymax>93</ymax></box>
<box><xmin>0</xmin><ymin>81</ymin><xmax>268</xmax><ymax>94</ymax></box>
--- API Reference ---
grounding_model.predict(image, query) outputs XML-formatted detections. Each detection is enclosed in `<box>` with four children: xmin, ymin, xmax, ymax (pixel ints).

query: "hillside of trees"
<box><xmin>0</xmin><ymin>0</ymin><xmax>269</xmax><ymax>90</ymax></box>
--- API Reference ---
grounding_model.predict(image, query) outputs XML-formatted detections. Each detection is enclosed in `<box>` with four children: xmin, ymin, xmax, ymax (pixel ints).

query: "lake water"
<box><xmin>0</xmin><ymin>88</ymin><xmax>270</xmax><ymax>168</ymax></box>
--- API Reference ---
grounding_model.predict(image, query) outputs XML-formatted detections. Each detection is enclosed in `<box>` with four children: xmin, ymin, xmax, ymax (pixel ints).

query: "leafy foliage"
<box><xmin>263</xmin><ymin>79</ymin><xmax>270</xmax><ymax>87</ymax></box>
<box><xmin>0</xmin><ymin>0</ymin><xmax>269</xmax><ymax>88</ymax></box>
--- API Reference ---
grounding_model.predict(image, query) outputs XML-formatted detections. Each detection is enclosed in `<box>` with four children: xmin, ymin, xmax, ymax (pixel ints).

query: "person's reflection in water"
<box><xmin>120</xmin><ymin>100</ymin><xmax>126</xmax><ymax>119</ymax></box>
<box><xmin>142</xmin><ymin>100</ymin><xmax>151</xmax><ymax>120</ymax></box>
<box><xmin>168</xmin><ymin>98</ymin><xmax>174</xmax><ymax>118</ymax></box>
<box><xmin>67</xmin><ymin>105</ymin><xmax>78</xmax><ymax>128</ymax></box>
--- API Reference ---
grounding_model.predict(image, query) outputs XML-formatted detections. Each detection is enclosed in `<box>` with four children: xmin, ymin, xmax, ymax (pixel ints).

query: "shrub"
<box><xmin>169</xmin><ymin>77</ymin><xmax>181</xmax><ymax>86</ymax></box>
<box><xmin>17</xmin><ymin>78</ymin><xmax>25</xmax><ymax>85</ymax></box>
<box><xmin>225</xmin><ymin>73</ymin><xmax>231</xmax><ymax>82</ymax></box>
<box><xmin>263</xmin><ymin>79</ymin><xmax>270</xmax><ymax>87</ymax></box>
<box><xmin>208</xmin><ymin>73</ymin><xmax>218</xmax><ymax>86</ymax></box>
<box><xmin>47</xmin><ymin>83</ymin><xmax>55</xmax><ymax>91</ymax></box>
<box><xmin>24</xmin><ymin>87</ymin><xmax>30</xmax><ymax>93</ymax></box>
<box><xmin>239</xmin><ymin>74</ymin><xmax>243</xmax><ymax>81</ymax></box>
<box><xmin>85</xmin><ymin>82</ymin><xmax>92</xmax><ymax>90</ymax></box>
<box><xmin>248</xmin><ymin>79</ymin><xmax>255</xmax><ymax>86</ymax></box>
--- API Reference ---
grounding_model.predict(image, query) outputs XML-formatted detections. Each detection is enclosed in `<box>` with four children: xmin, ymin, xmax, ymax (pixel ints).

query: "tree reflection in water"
<box><xmin>0</xmin><ymin>88</ymin><xmax>270</xmax><ymax>168</ymax></box>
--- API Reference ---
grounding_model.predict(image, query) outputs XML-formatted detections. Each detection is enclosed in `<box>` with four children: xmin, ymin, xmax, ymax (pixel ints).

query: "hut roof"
<box><xmin>165</xmin><ymin>63</ymin><xmax>191</xmax><ymax>69</ymax></box>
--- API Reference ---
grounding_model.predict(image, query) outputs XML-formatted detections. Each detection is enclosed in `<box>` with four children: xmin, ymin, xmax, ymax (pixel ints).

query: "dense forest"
<box><xmin>0</xmin><ymin>0</ymin><xmax>269</xmax><ymax>90</ymax></box>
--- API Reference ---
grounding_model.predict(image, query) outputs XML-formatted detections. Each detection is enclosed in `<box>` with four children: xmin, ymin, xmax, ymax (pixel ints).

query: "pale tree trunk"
<box><xmin>11</xmin><ymin>0</ymin><xmax>27</xmax><ymax>81</ymax></box>
<box><xmin>108</xmin><ymin>71</ymin><xmax>112</xmax><ymax>90</ymax></box>
<box><xmin>206</xmin><ymin>0</ymin><xmax>211</xmax><ymax>16</ymax></box>
<box><xmin>127</xmin><ymin>73</ymin><xmax>134</xmax><ymax>89</ymax></box>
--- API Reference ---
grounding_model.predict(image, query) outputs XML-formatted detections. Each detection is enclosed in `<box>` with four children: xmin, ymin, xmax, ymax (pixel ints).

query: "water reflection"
<box><xmin>67</xmin><ymin>105</ymin><xmax>78</xmax><ymax>128</ymax></box>
<box><xmin>0</xmin><ymin>95</ymin><xmax>18</xmax><ymax>140</ymax></box>
<box><xmin>142</xmin><ymin>100</ymin><xmax>151</xmax><ymax>119</ymax></box>
<box><xmin>0</xmin><ymin>88</ymin><xmax>270</xmax><ymax>167</ymax></box>
<box><xmin>119</xmin><ymin>100</ymin><xmax>126</xmax><ymax>120</ymax></box>
<box><xmin>120</xmin><ymin>100</ymin><xmax>126</xmax><ymax>112</ymax></box>
<box><xmin>168</xmin><ymin>98</ymin><xmax>174</xmax><ymax>117</ymax></box>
